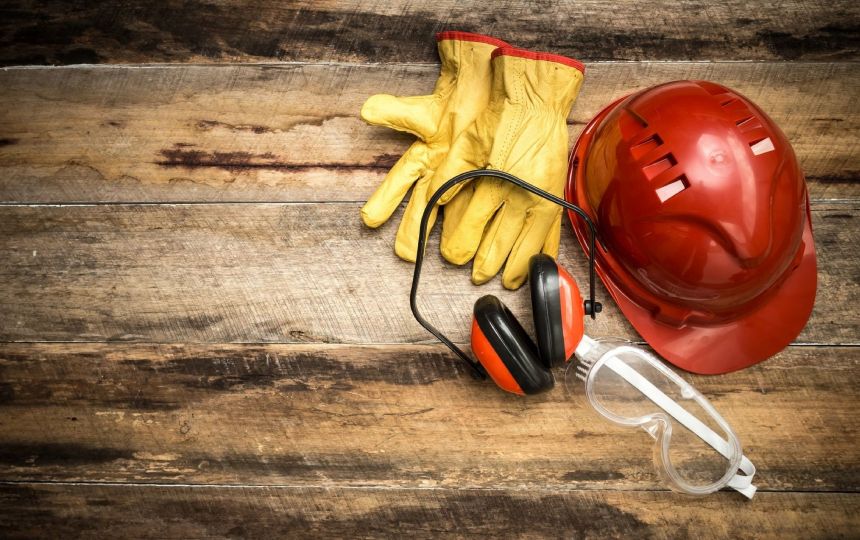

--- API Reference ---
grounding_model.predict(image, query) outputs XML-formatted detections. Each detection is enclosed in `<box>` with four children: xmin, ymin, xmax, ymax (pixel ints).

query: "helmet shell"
<box><xmin>566</xmin><ymin>80</ymin><xmax>817</xmax><ymax>374</ymax></box>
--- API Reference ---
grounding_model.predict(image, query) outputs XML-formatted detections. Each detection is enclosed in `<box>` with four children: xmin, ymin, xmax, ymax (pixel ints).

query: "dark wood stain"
<box><xmin>3</xmin><ymin>484</ymin><xmax>858</xmax><ymax>538</ymax></box>
<box><xmin>0</xmin><ymin>1</ymin><xmax>858</xmax><ymax>65</ymax></box>
<box><xmin>0</xmin><ymin>443</ymin><xmax>133</xmax><ymax>467</ymax></box>
<box><xmin>196</xmin><ymin>119</ymin><xmax>275</xmax><ymax>134</ymax></box>
<box><xmin>562</xmin><ymin>469</ymin><xmax>627</xmax><ymax>482</ymax></box>
<box><xmin>156</xmin><ymin>148</ymin><xmax>391</xmax><ymax>173</ymax></box>
<box><xmin>370</xmin><ymin>153</ymin><xmax>400</xmax><ymax>169</ymax></box>
<box><xmin>0</xmin><ymin>383</ymin><xmax>14</xmax><ymax>403</ymax></box>
<box><xmin>806</xmin><ymin>174</ymin><xmax>860</xmax><ymax>185</ymax></box>
<box><xmin>53</xmin><ymin>47</ymin><xmax>101</xmax><ymax>64</ymax></box>
<box><xmin>755</xmin><ymin>23</ymin><xmax>860</xmax><ymax>61</ymax></box>
<box><xmin>0</xmin><ymin>485</ymin><xmax>650</xmax><ymax>538</ymax></box>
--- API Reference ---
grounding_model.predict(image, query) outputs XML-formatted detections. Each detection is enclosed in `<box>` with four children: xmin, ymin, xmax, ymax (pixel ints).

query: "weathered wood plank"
<box><xmin>0</xmin><ymin>203</ymin><xmax>856</xmax><ymax>344</ymax></box>
<box><xmin>1</xmin><ymin>0</ymin><xmax>858</xmax><ymax>65</ymax></box>
<box><xmin>0</xmin><ymin>62</ymin><xmax>857</xmax><ymax>203</ymax></box>
<box><xmin>0</xmin><ymin>343</ymin><xmax>857</xmax><ymax>491</ymax></box>
<box><xmin>0</xmin><ymin>484</ymin><xmax>857</xmax><ymax>539</ymax></box>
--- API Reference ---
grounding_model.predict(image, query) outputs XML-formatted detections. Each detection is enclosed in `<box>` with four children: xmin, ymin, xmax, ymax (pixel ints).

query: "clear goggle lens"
<box><xmin>565</xmin><ymin>338</ymin><xmax>756</xmax><ymax>498</ymax></box>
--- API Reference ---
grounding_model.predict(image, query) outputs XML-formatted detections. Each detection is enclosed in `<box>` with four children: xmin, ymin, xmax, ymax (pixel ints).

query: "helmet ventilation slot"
<box><xmin>719</xmin><ymin>94</ymin><xmax>757</xmax><ymax>122</ymax></box>
<box><xmin>736</xmin><ymin>116</ymin><xmax>763</xmax><ymax>133</ymax></box>
<box><xmin>631</xmin><ymin>134</ymin><xmax>663</xmax><ymax>160</ymax></box>
<box><xmin>642</xmin><ymin>153</ymin><xmax>677</xmax><ymax>181</ymax></box>
<box><xmin>749</xmin><ymin>137</ymin><xmax>775</xmax><ymax>156</ymax></box>
<box><xmin>656</xmin><ymin>175</ymin><xmax>689</xmax><ymax>203</ymax></box>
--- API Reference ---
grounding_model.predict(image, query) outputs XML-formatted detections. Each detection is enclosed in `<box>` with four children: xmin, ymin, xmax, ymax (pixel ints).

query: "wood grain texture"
<box><xmin>0</xmin><ymin>202</ymin><xmax>856</xmax><ymax>345</ymax></box>
<box><xmin>1</xmin><ymin>0</ymin><xmax>858</xmax><ymax>65</ymax></box>
<box><xmin>0</xmin><ymin>484</ymin><xmax>857</xmax><ymax>539</ymax></box>
<box><xmin>0</xmin><ymin>343</ymin><xmax>857</xmax><ymax>491</ymax></box>
<box><xmin>1</xmin><ymin>62</ymin><xmax>857</xmax><ymax>203</ymax></box>
<box><xmin>0</xmin><ymin>2</ymin><xmax>857</xmax><ymax>536</ymax></box>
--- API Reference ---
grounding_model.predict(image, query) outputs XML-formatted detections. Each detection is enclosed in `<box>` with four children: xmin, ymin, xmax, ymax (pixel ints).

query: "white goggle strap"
<box><xmin>604</xmin><ymin>356</ymin><xmax>757</xmax><ymax>498</ymax></box>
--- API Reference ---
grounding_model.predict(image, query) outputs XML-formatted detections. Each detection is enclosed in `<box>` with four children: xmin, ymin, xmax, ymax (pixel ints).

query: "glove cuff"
<box><xmin>489</xmin><ymin>46</ymin><xmax>585</xmax><ymax>115</ymax></box>
<box><xmin>435</xmin><ymin>32</ymin><xmax>508</xmax><ymax>101</ymax></box>
<box><xmin>436</xmin><ymin>31</ymin><xmax>510</xmax><ymax>49</ymax></box>
<box><xmin>491</xmin><ymin>47</ymin><xmax>585</xmax><ymax>74</ymax></box>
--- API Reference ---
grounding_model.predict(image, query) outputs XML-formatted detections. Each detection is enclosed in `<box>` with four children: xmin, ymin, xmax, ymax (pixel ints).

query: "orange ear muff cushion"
<box><xmin>471</xmin><ymin>317</ymin><xmax>524</xmax><ymax>395</ymax></box>
<box><xmin>556</xmin><ymin>264</ymin><xmax>586</xmax><ymax>360</ymax></box>
<box><xmin>471</xmin><ymin>295</ymin><xmax>554</xmax><ymax>395</ymax></box>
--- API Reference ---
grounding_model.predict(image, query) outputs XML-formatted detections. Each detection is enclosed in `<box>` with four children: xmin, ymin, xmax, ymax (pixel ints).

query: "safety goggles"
<box><xmin>566</xmin><ymin>337</ymin><xmax>757</xmax><ymax>498</ymax></box>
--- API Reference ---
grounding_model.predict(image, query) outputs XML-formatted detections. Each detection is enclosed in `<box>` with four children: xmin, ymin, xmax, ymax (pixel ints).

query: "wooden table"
<box><xmin>0</xmin><ymin>1</ymin><xmax>858</xmax><ymax>537</ymax></box>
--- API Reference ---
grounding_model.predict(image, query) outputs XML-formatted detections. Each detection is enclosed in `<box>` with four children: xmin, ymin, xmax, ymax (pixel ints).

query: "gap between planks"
<box><xmin>0</xmin><ymin>341</ymin><xmax>858</xmax><ymax>347</ymax></box>
<box><xmin>2</xmin><ymin>480</ymin><xmax>857</xmax><ymax>495</ymax></box>
<box><xmin>4</xmin><ymin>60</ymin><xmax>860</xmax><ymax>71</ymax></box>
<box><xmin>0</xmin><ymin>198</ymin><xmax>857</xmax><ymax>206</ymax></box>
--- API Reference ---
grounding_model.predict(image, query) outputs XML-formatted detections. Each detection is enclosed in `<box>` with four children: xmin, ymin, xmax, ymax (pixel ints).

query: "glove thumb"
<box><xmin>361</xmin><ymin>93</ymin><xmax>439</xmax><ymax>140</ymax></box>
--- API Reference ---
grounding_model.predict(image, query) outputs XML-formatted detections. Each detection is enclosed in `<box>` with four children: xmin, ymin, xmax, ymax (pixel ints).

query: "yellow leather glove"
<box><xmin>359</xmin><ymin>32</ymin><xmax>509</xmax><ymax>261</ymax></box>
<box><xmin>431</xmin><ymin>47</ymin><xmax>585</xmax><ymax>289</ymax></box>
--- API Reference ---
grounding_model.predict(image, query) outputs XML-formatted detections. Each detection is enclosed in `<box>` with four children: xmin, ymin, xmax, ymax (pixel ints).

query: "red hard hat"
<box><xmin>566</xmin><ymin>80</ymin><xmax>817</xmax><ymax>374</ymax></box>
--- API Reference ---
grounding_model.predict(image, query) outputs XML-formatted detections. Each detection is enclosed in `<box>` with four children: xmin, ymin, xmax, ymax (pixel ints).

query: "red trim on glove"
<box><xmin>435</xmin><ymin>31</ymin><xmax>510</xmax><ymax>49</ymax></box>
<box><xmin>492</xmin><ymin>47</ymin><xmax>585</xmax><ymax>74</ymax></box>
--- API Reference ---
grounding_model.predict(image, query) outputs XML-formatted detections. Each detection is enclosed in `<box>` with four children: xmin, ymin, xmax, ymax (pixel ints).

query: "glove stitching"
<box><xmin>429</xmin><ymin>40</ymin><xmax>465</xmax><ymax>142</ymax></box>
<box><xmin>498</xmin><ymin>57</ymin><xmax>526</xmax><ymax>168</ymax></box>
<box><xmin>492</xmin><ymin>57</ymin><xmax>527</xmax><ymax>208</ymax></box>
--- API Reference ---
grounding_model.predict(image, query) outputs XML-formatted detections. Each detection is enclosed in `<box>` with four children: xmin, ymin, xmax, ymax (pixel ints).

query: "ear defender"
<box><xmin>529</xmin><ymin>254</ymin><xmax>586</xmax><ymax>365</ymax></box>
<box><xmin>470</xmin><ymin>255</ymin><xmax>587</xmax><ymax>396</ymax></box>
<box><xmin>471</xmin><ymin>295</ymin><xmax>553</xmax><ymax>395</ymax></box>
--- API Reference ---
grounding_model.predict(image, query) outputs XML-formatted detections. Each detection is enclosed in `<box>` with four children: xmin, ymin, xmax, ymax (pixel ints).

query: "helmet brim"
<box><xmin>566</xmin><ymin>96</ymin><xmax>818</xmax><ymax>375</ymax></box>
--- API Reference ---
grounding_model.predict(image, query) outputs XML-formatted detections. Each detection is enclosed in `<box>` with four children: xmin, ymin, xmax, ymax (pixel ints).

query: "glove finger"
<box><xmin>440</xmin><ymin>178</ymin><xmax>507</xmax><ymax>265</ymax></box>
<box><xmin>394</xmin><ymin>173</ymin><xmax>438</xmax><ymax>262</ymax></box>
<box><xmin>360</xmin><ymin>141</ymin><xmax>428</xmax><ymax>228</ymax></box>
<box><xmin>361</xmin><ymin>93</ymin><xmax>438</xmax><ymax>140</ymax></box>
<box><xmin>429</xmin><ymin>123</ymin><xmax>486</xmax><ymax>204</ymax></box>
<box><xmin>440</xmin><ymin>182</ymin><xmax>474</xmax><ymax>252</ymax></box>
<box><xmin>472</xmin><ymin>204</ymin><xmax>527</xmax><ymax>285</ymax></box>
<box><xmin>502</xmin><ymin>206</ymin><xmax>562</xmax><ymax>290</ymax></box>
<box><xmin>541</xmin><ymin>212</ymin><xmax>562</xmax><ymax>259</ymax></box>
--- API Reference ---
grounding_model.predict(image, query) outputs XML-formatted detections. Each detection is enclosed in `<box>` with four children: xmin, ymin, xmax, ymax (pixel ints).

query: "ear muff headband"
<box><xmin>410</xmin><ymin>169</ymin><xmax>602</xmax><ymax>378</ymax></box>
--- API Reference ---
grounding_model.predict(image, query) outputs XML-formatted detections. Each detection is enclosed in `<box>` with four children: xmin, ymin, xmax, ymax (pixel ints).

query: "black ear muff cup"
<box><xmin>529</xmin><ymin>254</ymin><xmax>566</xmax><ymax>367</ymax></box>
<box><xmin>473</xmin><ymin>295</ymin><xmax>554</xmax><ymax>395</ymax></box>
